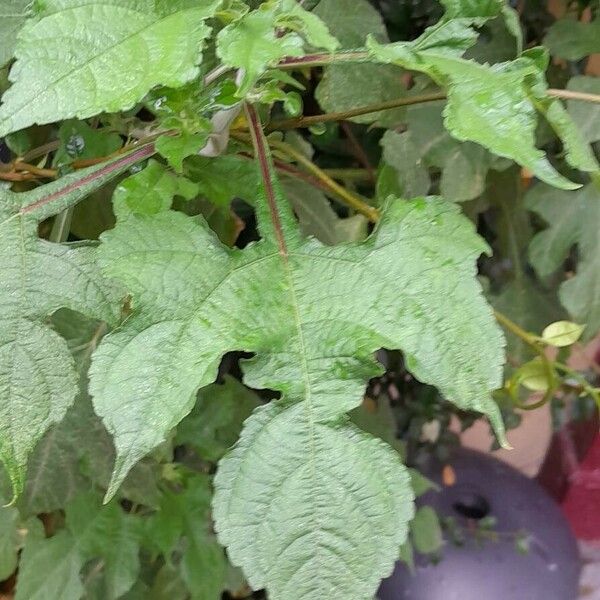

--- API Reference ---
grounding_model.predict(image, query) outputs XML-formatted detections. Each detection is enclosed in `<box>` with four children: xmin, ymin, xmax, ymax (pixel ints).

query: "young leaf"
<box><xmin>410</xmin><ymin>506</ymin><xmax>443</xmax><ymax>554</ymax></box>
<box><xmin>216</xmin><ymin>0</ymin><xmax>338</xmax><ymax>96</ymax></box>
<box><xmin>156</xmin><ymin>132</ymin><xmax>210</xmax><ymax>173</ymax></box>
<box><xmin>0</xmin><ymin>152</ymin><xmax>150</xmax><ymax>498</ymax></box>
<box><xmin>217</xmin><ymin>4</ymin><xmax>304</xmax><ymax>96</ymax></box>
<box><xmin>90</xmin><ymin>104</ymin><xmax>504</xmax><ymax>599</ymax></box>
<box><xmin>0</xmin><ymin>0</ymin><xmax>222</xmax><ymax>136</ymax></box>
<box><xmin>0</xmin><ymin>0</ymin><xmax>30</xmax><ymax>67</ymax></box>
<box><xmin>112</xmin><ymin>159</ymin><xmax>198</xmax><ymax>220</ymax></box>
<box><xmin>526</xmin><ymin>183</ymin><xmax>600</xmax><ymax>338</ymax></box>
<box><xmin>541</xmin><ymin>321</ymin><xmax>584</xmax><ymax>348</ymax></box>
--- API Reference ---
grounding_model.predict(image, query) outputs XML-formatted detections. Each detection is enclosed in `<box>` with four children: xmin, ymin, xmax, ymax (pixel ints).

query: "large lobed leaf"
<box><xmin>0</xmin><ymin>0</ymin><xmax>221</xmax><ymax>137</ymax></box>
<box><xmin>90</xmin><ymin>106</ymin><xmax>505</xmax><ymax>598</ymax></box>
<box><xmin>0</xmin><ymin>150</ymin><xmax>151</xmax><ymax>497</ymax></box>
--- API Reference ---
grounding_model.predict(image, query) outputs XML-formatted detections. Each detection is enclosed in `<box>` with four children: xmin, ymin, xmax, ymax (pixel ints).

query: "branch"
<box><xmin>268</xmin><ymin>138</ymin><xmax>380</xmax><ymax>222</ymax></box>
<box><xmin>244</xmin><ymin>103</ymin><xmax>289</xmax><ymax>257</ymax></box>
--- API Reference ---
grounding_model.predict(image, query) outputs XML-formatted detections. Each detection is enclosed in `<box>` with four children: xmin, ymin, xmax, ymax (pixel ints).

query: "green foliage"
<box><xmin>0</xmin><ymin>1</ymin><xmax>31</xmax><ymax>67</ymax></box>
<box><xmin>217</xmin><ymin>0</ymin><xmax>338</xmax><ymax>95</ymax></box>
<box><xmin>0</xmin><ymin>0</ymin><xmax>221</xmax><ymax>136</ymax></box>
<box><xmin>0</xmin><ymin>155</ymin><xmax>153</xmax><ymax>497</ymax></box>
<box><xmin>526</xmin><ymin>182</ymin><xmax>600</xmax><ymax>338</ymax></box>
<box><xmin>0</xmin><ymin>0</ymin><xmax>599</xmax><ymax>598</ymax></box>
<box><xmin>368</xmin><ymin>37</ymin><xmax>596</xmax><ymax>189</ymax></box>
<box><xmin>314</xmin><ymin>0</ymin><xmax>408</xmax><ymax>126</ymax></box>
<box><xmin>544</xmin><ymin>17</ymin><xmax>600</xmax><ymax>60</ymax></box>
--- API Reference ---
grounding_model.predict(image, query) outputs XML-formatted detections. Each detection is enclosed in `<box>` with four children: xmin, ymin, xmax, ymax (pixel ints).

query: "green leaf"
<box><xmin>0</xmin><ymin>160</ymin><xmax>144</xmax><ymax>496</ymax></box>
<box><xmin>216</xmin><ymin>0</ymin><xmax>338</xmax><ymax>96</ymax></box>
<box><xmin>526</xmin><ymin>183</ymin><xmax>600</xmax><ymax>339</ymax></box>
<box><xmin>380</xmin><ymin>130</ymin><xmax>431</xmax><ymax>198</ymax></box>
<box><xmin>277</xmin><ymin>0</ymin><xmax>339</xmax><ymax>53</ymax></box>
<box><xmin>438</xmin><ymin>0</ymin><xmax>504</xmax><ymax>23</ymax></box>
<box><xmin>0</xmin><ymin>503</ymin><xmax>19</xmax><ymax>580</ymax></box>
<box><xmin>314</xmin><ymin>0</ymin><xmax>407</xmax><ymax>126</ymax></box>
<box><xmin>216</xmin><ymin>5</ymin><xmax>305</xmax><ymax>96</ymax></box>
<box><xmin>146</xmin><ymin>475</ymin><xmax>226</xmax><ymax>600</ymax></box>
<box><xmin>0</xmin><ymin>1</ymin><xmax>31</xmax><ymax>67</ymax></box>
<box><xmin>66</xmin><ymin>493</ymin><xmax>141</xmax><ymax>600</ymax></box>
<box><xmin>90</xmin><ymin>113</ymin><xmax>504</xmax><ymax>598</ymax></box>
<box><xmin>113</xmin><ymin>159</ymin><xmax>199</xmax><ymax>220</ymax></box>
<box><xmin>0</xmin><ymin>152</ymin><xmax>151</xmax><ymax>499</ymax></box>
<box><xmin>281</xmin><ymin>177</ymin><xmax>368</xmax><ymax>245</ymax></box>
<box><xmin>515</xmin><ymin>358</ymin><xmax>550</xmax><ymax>392</ymax></box>
<box><xmin>567</xmin><ymin>76</ymin><xmax>600</xmax><ymax>144</ymax></box>
<box><xmin>410</xmin><ymin>506</ymin><xmax>443</xmax><ymax>554</ymax></box>
<box><xmin>541</xmin><ymin>321</ymin><xmax>584</xmax><ymax>347</ymax></box>
<box><xmin>176</xmin><ymin>376</ymin><xmax>262</xmax><ymax>462</ymax></box>
<box><xmin>156</xmin><ymin>132</ymin><xmax>210</xmax><ymax>173</ymax></box>
<box><xmin>523</xmin><ymin>49</ymin><xmax>598</xmax><ymax>175</ymax></box>
<box><xmin>313</xmin><ymin>0</ymin><xmax>387</xmax><ymax>47</ymax></box>
<box><xmin>15</xmin><ymin>532</ymin><xmax>84</xmax><ymax>600</ymax></box>
<box><xmin>53</xmin><ymin>121</ymin><xmax>122</xmax><ymax>167</ymax></box>
<box><xmin>544</xmin><ymin>18</ymin><xmax>600</xmax><ymax>61</ymax></box>
<box><xmin>0</xmin><ymin>0</ymin><xmax>222</xmax><ymax>136</ymax></box>
<box><xmin>367</xmin><ymin>31</ymin><xmax>593</xmax><ymax>189</ymax></box>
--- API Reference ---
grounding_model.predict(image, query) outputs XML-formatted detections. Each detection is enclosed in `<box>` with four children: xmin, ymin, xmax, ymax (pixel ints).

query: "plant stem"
<box><xmin>547</xmin><ymin>88</ymin><xmax>600</xmax><ymax>104</ymax></box>
<box><xmin>268</xmin><ymin>138</ymin><xmax>380</xmax><ymax>222</ymax></box>
<box><xmin>49</xmin><ymin>208</ymin><xmax>74</xmax><ymax>243</ymax></box>
<box><xmin>322</xmin><ymin>168</ymin><xmax>372</xmax><ymax>181</ymax></box>
<box><xmin>233</xmin><ymin>131</ymin><xmax>379</xmax><ymax>221</ymax></box>
<box><xmin>493</xmin><ymin>309</ymin><xmax>542</xmax><ymax>354</ymax></box>
<box><xmin>244</xmin><ymin>103</ymin><xmax>289</xmax><ymax>256</ymax></box>
<box><xmin>278</xmin><ymin>50</ymin><xmax>370</xmax><ymax>69</ymax></box>
<box><xmin>269</xmin><ymin>92</ymin><xmax>446</xmax><ymax>130</ymax></box>
<box><xmin>269</xmin><ymin>85</ymin><xmax>600</xmax><ymax>131</ymax></box>
<box><xmin>341</xmin><ymin>121</ymin><xmax>376</xmax><ymax>183</ymax></box>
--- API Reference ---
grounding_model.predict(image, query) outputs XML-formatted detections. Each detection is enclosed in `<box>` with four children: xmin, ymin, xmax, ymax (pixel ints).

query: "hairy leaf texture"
<box><xmin>216</xmin><ymin>0</ymin><xmax>339</xmax><ymax>96</ymax></box>
<box><xmin>0</xmin><ymin>0</ymin><xmax>221</xmax><ymax>136</ymax></box>
<box><xmin>0</xmin><ymin>0</ymin><xmax>30</xmax><ymax>67</ymax></box>
<box><xmin>0</xmin><ymin>151</ymin><xmax>150</xmax><ymax>497</ymax></box>
<box><xmin>91</xmin><ymin>105</ymin><xmax>504</xmax><ymax>598</ymax></box>
<box><xmin>367</xmin><ymin>18</ymin><xmax>597</xmax><ymax>189</ymax></box>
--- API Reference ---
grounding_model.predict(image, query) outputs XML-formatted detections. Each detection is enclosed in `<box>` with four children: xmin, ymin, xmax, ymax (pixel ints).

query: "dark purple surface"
<box><xmin>379</xmin><ymin>449</ymin><xmax>580</xmax><ymax>600</ymax></box>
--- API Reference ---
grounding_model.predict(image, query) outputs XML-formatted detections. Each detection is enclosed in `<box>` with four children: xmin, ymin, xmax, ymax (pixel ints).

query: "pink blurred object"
<box><xmin>563</xmin><ymin>435</ymin><xmax>600</xmax><ymax>541</ymax></box>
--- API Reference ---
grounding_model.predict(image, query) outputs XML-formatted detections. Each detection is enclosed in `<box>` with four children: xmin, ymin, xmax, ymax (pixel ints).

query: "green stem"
<box><xmin>268</xmin><ymin>138</ymin><xmax>380</xmax><ymax>222</ymax></box>
<box><xmin>268</xmin><ymin>92</ymin><xmax>446</xmax><ymax>131</ymax></box>
<box><xmin>554</xmin><ymin>363</ymin><xmax>600</xmax><ymax>406</ymax></box>
<box><xmin>322</xmin><ymin>168</ymin><xmax>372</xmax><ymax>182</ymax></box>
<box><xmin>49</xmin><ymin>207</ymin><xmax>74</xmax><ymax>243</ymax></box>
